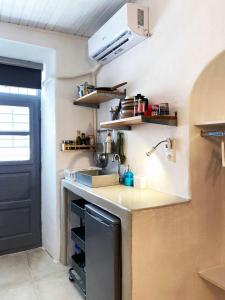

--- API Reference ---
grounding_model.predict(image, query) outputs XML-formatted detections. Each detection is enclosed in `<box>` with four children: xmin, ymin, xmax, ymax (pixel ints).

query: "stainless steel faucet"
<box><xmin>112</xmin><ymin>154</ymin><xmax>121</xmax><ymax>182</ymax></box>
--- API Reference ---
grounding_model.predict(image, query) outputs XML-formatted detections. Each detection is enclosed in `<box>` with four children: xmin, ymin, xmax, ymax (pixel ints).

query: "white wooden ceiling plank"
<box><xmin>72</xmin><ymin>0</ymin><xmax>105</xmax><ymax>31</ymax></box>
<box><xmin>0</xmin><ymin>0</ymin><xmax>3</xmax><ymax>22</ymax></box>
<box><xmin>0</xmin><ymin>0</ymin><xmax>14</xmax><ymax>23</ymax></box>
<box><xmin>33</xmin><ymin>0</ymin><xmax>57</xmax><ymax>29</ymax></box>
<box><xmin>21</xmin><ymin>0</ymin><xmax>55</xmax><ymax>28</ymax></box>
<box><xmin>44</xmin><ymin>0</ymin><xmax>72</xmax><ymax>31</ymax></box>
<box><xmin>25</xmin><ymin>0</ymin><xmax>48</xmax><ymax>27</ymax></box>
<box><xmin>53</xmin><ymin>0</ymin><xmax>97</xmax><ymax>35</ymax></box>
<box><xmin>77</xmin><ymin>0</ymin><xmax>122</xmax><ymax>36</ymax></box>
<box><xmin>8</xmin><ymin>0</ymin><xmax>26</xmax><ymax>24</ymax></box>
<box><xmin>19</xmin><ymin>0</ymin><xmax>38</xmax><ymax>26</ymax></box>
<box><xmin>72</xmin><ymin>0</ymin><xmax>111</xmax><ymax>36</ymax></box>
<box><xmin>0</xmin><ymin>0</ymin><xmax>129</xmax><ymax>36</ymax></box>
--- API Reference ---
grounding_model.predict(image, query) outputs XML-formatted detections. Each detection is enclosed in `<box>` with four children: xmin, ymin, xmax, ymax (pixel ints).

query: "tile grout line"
<box><xmin>26</xmin><ymin>251</ymin><xmax>41</xmax><ymax>300</ymax></box>
<box><xmin>26</xmin><ymin>251</ymin><xmax>34</xmax><ymax>281</ymax></box>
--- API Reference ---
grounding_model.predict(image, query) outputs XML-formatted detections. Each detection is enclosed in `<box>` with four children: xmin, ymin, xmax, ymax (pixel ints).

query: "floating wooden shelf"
<box><xmin>73</xmin><ymin>90</ymin><xmax>126</xmax><ymax>108</ymax></box>
<box><xmin>199</xmin><ymin>265</ymin><xmax>225</xmax><ymax>291</ymax></box>
<box><xmin>195</xmin><ymin>120</ymin><xmax>225</xmax><ymax>128</ymax></box>
<box><xmin>100</xmin><ymin>114</ymin><xmax>178</xmax><ymax>130</ymax></box>
<box><xmin>195</xmin><ymin>121</ymin><xmax>225</xmax><ymax>137</ymax></box>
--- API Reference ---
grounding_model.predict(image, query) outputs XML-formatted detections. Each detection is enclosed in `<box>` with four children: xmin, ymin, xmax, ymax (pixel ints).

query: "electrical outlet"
<box><xmin>166</xmin><ymin>149</ymin><xmax>176</xmax><ymax>162</ymax></box>
<box><xmin>165</xmin><ymin>139</ymin><xmax>176</xmax><ymax>162</ymax></box>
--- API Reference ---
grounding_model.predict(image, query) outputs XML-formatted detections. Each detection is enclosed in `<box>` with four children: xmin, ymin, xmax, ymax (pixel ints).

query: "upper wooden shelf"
<box><xmin>195</xmin><ymin>120</ymin><xmax>225</xmax><ymax>128</ymax></box>
<box><xmin>73</xmin><ymin>90</ymin><xmax>126</xmax><ymax>108</ymax></box>
<box><xmin>199</xmin><ymin>265</ymin><xmax>225</xmax><ymax>291</ymax></box>
<box><xmin>100</xmin><ymin>114</ymin><xmax>178</xmax><ymax>130</ymax></box>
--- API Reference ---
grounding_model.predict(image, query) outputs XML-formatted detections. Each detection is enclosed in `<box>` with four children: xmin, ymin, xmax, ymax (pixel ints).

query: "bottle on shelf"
<box><xmin>81</xmin><ymin>133</ymin><xmax>86</xmax><ymax>145</ymax></box>
<box><xmin>142</xmin><ymin>97</ymin><xmax>149</xmax><ymax>115</ymax></box>
<box><xmin>134</xmin><ymin>94</ymin><xmax>142</xmax><ymax>116</ymax></box>
<box><xmin>134</xmin><ymin>94</ymin><xmax>147</xmax><ymax>116</ymax></box>
<box><xmin>76</xmin><ymin>130</ymin><xmax>82</xmax><ymax>145</ymax></box>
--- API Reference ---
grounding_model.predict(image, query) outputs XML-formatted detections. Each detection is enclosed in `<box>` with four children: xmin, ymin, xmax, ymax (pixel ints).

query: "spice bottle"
<box><xmin>134</xmin><ymin>94</ymin><xmax>143</xmax><ymax>116</ymax></box>
<box><xmin>81</xmin><ymin>133</ymin><xmax>86</xmax><ymax>145</ymax></box>
<box><xmin>142</xmin><ymin>97</ymin><xmax>148</xmax><ymax>114</ymax></box>
<box><xmin>137</xmin><ymin>95</ymin><xmax>143</xmax><ymax>116</ymax></box>
<box><xmin>134</xmin><ymin>95</ymin><xmax>139</xmax><ymax>116</ymax></box>
<box><xmin>76</xmin><ymin>130</ymin><xmax>82</xmax><ymax>145</ymax></box>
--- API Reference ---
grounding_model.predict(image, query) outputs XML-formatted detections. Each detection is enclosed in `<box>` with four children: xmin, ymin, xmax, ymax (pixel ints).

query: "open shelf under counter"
<box><xmin>100</xmin><ymin>114</ymin><xmax>178</xmax><ymax>130</ymax></box>
<box><xmin>199</xmin><ymin>265</ymin><xmax>225</xmax><ymax>291</ymax></box>
<box><xmin>73</xmin><ymin>90</ymin><xmax>126</xmax><ymax>108</ymax></box>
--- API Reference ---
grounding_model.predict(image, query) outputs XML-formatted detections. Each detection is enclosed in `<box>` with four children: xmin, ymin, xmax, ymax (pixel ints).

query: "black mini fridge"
<box><xmin>85</xmin><ymin>204</ymin><xmax>121</xmax><ymax>300</ymax></box>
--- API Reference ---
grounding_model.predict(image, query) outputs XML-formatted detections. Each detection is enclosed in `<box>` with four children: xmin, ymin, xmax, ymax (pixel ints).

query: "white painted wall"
<box><xmin>0</xmin><ymin>22</ymin><xmax>95</xmax><ymax>260</ymax></box>
<box><xmin>97</xmin><ymin>0</ymin><xmax>225</xmax><ymax>199</ymax></box>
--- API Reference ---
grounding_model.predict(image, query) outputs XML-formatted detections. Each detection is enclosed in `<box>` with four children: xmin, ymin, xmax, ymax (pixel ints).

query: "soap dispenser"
<box><xmin>124</xmin><ymin>165</ymin><xmax>134</xmax><ymax>187</ymax></box>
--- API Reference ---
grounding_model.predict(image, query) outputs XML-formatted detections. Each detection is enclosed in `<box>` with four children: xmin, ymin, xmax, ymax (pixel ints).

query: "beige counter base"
<box><xmin>60</xmin><ymin>180</ymin><xmax>189</xmax><ymax>300</ymax></box>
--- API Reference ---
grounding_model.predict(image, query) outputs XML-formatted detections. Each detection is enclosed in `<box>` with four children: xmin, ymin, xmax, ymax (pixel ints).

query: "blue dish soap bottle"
<box><xmin>124</xmin><ymin>165</ymin><xmax>134</xmax><ymax>187</ymax></box>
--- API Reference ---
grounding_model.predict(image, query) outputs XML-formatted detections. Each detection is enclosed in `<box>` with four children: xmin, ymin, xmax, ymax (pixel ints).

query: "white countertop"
<box><xmin>62</xmin><ymin>180</ymin><xmax>190</xmax><ymax>212</ymax></box>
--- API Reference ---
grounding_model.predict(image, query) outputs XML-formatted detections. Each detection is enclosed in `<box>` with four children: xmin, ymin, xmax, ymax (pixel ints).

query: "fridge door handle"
<box><xmin>86</xmin><ymin>210</ymin><xmax>110</xmax><ymax>227</ymax></box>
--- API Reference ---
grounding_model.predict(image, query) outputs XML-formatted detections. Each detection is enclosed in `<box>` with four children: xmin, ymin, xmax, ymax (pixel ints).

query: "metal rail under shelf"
<box><xmin>201</xmin><ymin>130</ymin><xmax>225</xmax><ymax>137</ymax></box>
<box><xmin>196</xmin><ymin>122</ymin><xmax>225</xmax><ymax>167</ymax></box>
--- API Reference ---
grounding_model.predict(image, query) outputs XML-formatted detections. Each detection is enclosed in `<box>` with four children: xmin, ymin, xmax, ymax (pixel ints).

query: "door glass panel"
<box><xmin>0</xmin><ymin>106</ymin><xmax>30</xmax><ymax>132</ymax></box>
<box><xmin>0</xmin><ymin>85</ymin><xmax>38</xmax><ymax>96</ymax></box>
<box><xmin>0</xmin><ymin>135</ymin><xmax>30</xmax><ymax>161</ymax></box>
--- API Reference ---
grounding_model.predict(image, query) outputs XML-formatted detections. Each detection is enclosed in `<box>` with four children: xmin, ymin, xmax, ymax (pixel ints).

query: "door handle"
<box><xmin>86</xmin><ymin>211</ymin><xmax>110</xmax><ymax>227</ymax></box>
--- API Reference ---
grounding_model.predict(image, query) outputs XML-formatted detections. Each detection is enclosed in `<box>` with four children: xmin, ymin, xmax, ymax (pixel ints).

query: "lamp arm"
<box><xmin>146</xmin><ymin>139</ymin><xmax>172</xmax><ymax>157</ymax></box>
<box><xmin>152</xmin><ymin>140</ymin><xmax>167</xmax><ymax>151</ymax></box>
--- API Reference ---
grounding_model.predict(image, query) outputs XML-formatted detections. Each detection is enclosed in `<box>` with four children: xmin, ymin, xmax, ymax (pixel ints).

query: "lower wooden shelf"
<box><xmin>199</xmin><ymin>265</ymin><xmax>225</xmax><ymax>291</ymax></box>
<box><xmin>100</xmin><ymin>114</ymin><xmax>177</xmax><ymax>130</ymax></box>
<box><xmin>195</xmin><ymin>120</ymin><xmax>225</xmax><ymax>127</ymax></box>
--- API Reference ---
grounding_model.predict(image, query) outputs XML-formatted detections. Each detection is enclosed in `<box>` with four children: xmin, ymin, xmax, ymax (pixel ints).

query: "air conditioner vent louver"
<box><xmin>93</xmin><ymin>30</ymin><xmax>130</xmax><ymax>59</ymax></box>
<box><xmin>93</xmin><ymin>30</ymin><xmax>132</xmax><ymax>62</ymax></box>
<box><xmin>95</xmin><ymin>37</ymin><xmax>130</xmax><ymax>63</ymax></box>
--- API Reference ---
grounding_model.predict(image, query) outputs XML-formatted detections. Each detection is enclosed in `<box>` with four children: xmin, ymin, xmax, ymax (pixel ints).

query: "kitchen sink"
<box><xmin>76</xmin><ymin>170</ymin><xmax>119</xmax><ymax>188</ymax></box>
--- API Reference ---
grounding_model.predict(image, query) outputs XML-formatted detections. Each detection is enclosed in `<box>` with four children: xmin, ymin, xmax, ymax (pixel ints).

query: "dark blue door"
<box><xmin>0</xmin><ymin>92</ymin><xmax>41</xmax><ymax>254</ymax></box>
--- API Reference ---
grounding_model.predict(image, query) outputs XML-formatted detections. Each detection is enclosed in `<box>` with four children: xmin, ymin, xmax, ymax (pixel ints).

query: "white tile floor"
<box><xmin>0</xmin><ymin>248</ymin><xmax>83</xmax><ymax>300</ymax></box>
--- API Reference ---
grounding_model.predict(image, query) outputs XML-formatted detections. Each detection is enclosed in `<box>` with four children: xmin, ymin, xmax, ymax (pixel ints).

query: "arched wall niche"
<box><xmin>190</xmin><ymin>50</ymin><xmax>225</xmax><ymax>124</ymax></box>
<box><xmin>189</xmin><ymin>50</ymin><xmax>225</xmax><ymax>198</ymax></box>
<box><xmin>189</xmin><ymin>49</ymin><xmax>225</xmax><ymax>283</ymax></box>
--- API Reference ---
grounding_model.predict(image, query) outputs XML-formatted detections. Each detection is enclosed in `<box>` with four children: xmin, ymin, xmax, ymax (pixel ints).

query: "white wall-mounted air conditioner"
<box><xmin>88</xmin><ymin>3</ymin><xmax>149</xmax><ymax>65</ymax></box>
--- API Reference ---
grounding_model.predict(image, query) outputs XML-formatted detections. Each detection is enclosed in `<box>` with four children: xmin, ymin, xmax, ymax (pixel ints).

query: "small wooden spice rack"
<box><xmin>61</xmin><ymin>142</ymin><xmax>96</xmax><ymax>152</ymax></box>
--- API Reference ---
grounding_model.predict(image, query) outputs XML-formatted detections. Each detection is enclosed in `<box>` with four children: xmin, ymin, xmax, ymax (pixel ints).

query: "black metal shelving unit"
<box><xmin>69</xmin><ymin>199</ymin><xmax>122</xmax><ymax>300</ymax></box>
<box><xmin>69</xmin><ymin>199</ymin><xmax>89</xmax><ymax>299</ymax></box>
